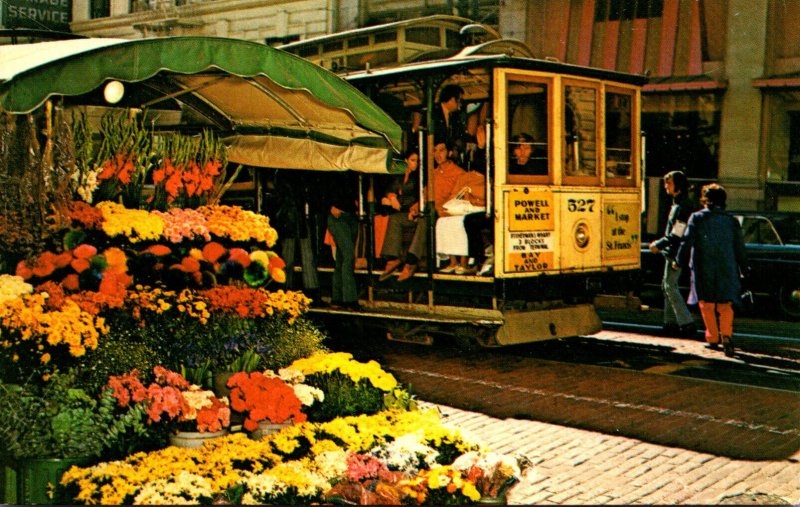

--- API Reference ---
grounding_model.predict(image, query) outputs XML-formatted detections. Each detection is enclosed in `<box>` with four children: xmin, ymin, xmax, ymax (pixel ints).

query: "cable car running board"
<box><xmin>307</xmin><ymin>305</ymin><xmax>502</xmax><ymax>326</ymax></box>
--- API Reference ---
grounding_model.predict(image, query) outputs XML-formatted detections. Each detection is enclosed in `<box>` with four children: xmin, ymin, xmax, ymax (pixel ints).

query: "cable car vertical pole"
<box><xmin>485</xmin><ymin>120</ymin><xmax>492</xmax><ymax>217</ymax></box>
<box><xmin>425</xmin><ymin>77</ymin><xmax>436</xmax><ymax>309</ymax></box>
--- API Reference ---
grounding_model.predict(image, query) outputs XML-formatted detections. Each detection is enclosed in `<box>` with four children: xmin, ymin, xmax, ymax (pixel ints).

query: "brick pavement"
<box><xmin>426</xmin><ymin>401</ymin><xmax>800</xmax><ymax>505</ymax></box>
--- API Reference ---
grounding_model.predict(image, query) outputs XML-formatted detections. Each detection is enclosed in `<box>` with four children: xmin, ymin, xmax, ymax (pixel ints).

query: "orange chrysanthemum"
<box><xmin>227</xmin><ymin>248</ymin><xmax>251</xmax><ymax>267</ymax></box>
<box><xmin>142</xmin><ymin>244</ymin><xmax>172</xmax><ymax>257</ymax></box>
<box><xmin>70</xmin><ymin>258</ymin><xmax>91</xmax><ymax>273</ymax></box>
<box><xmin>73</xmin><ymin>244</ymin><xmax>98</xmax><ymax>259</ymax></box>
<box><xmin>202</xmin><ymin>242</ymin><xmax>226</xmax><ymax>263</ymax></box>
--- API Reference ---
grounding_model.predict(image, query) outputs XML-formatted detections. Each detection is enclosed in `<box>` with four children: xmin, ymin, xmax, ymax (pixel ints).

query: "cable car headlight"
<box><xmin>574</xmin><ymin>221</ymin><xmax>590</xmax><ymax>250</ymax></box>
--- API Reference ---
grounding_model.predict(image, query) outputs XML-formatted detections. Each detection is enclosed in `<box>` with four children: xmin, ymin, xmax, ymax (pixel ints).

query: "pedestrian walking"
<box><xmin>675</xmin><ymin>183</ymin><xmax>747</xmax><ymax>357</ymax></box>
<box><xmin>648</xmin><ymin>170</ymin><xmax>697</xmax><ymax>337</ymax></box>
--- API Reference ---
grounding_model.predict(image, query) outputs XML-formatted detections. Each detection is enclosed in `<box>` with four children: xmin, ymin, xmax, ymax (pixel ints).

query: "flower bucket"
<box><xmin>212</xmin><ymin>372</ymin><xmax>235</xmax><ymax>399</ymax></box>
<box><xmin>249</xmin><ymin>419</ymin><xmax>292</xmax><ymax>440</ymax></box>
<box><xmin>3</xmin><ymin>457</ymin><xmax>90</xmax><ymax>505</ymax></box>
<box><xmin>169</xmin><ymin>429</ymin><xmax>229</xmax><ymax>449</ymax></box>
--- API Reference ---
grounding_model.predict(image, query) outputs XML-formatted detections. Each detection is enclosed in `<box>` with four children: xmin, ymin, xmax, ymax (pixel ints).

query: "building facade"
<box><xmin>3</xmin><ymin>0</ymin><xmax>797</xmax><ymax>216</ymax></box>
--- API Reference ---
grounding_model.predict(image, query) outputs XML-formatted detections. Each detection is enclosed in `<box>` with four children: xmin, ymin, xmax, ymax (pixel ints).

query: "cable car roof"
<box><xmin>342</xmin><ymin>53</ymin><xmax>648</xmax><ymax>86</ymax></box>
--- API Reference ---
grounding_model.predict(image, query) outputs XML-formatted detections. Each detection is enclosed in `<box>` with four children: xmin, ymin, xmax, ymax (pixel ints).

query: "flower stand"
<box><xmin>169</xmin><ymin>430</ymin><xmax>229</xmax><ymax>449</ymax></box>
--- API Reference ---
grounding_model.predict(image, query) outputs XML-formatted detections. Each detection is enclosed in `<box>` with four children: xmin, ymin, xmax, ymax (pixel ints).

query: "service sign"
<box><xmin>3</xmin><ymin>0</ymin><xmax>71</xmax><ymax>31</ymax></box>
<box><xmin>505</xmin><ymin>189</ymin><xmax>556</xmax><ymax>273</ymax></box>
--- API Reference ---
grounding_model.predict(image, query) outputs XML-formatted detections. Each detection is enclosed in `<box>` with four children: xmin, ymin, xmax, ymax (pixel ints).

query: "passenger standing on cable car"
<box><xmin>675</xmin><ymin>184</ymin><xmax>747</xmax><ymax>357</ymax></box>
<box><xmin>431</xmin><ymin>84</ymin><xmax>465</xmax><ymax>156</ymax></box>
<box><xmin>648</xmin><ymin>170</ymin><xmax>697</xmax><ymax>338</ymax></box>
<box><xmin>324</xmin><ymin>172</ymin><xmax>360</xmax><ymax>310</ymax></box>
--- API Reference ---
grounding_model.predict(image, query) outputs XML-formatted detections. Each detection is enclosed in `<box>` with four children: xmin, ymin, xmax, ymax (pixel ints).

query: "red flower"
<box><xmin>228</xmin><ymin>248</ymin><xmax>251</xmax><ymax>267</ymax></box>
<box><xmin>73</xmin><ymin>244</ymin><xmax>98</xmax><ymax>259</ymax></box>
<box><xmin>228</xmin><ymin>372</ymin><xmax>306</xmax><ymax>431</ymax></box>
<box><xmin>62</xmin><ymin>274</ymin><xmax>80</xmax><ymax>292</ymax></box>
<box><xmin>142</xmin><ymin>244</ymin><xmax>172</xmax><ymax>256</ymax></box>
<box><xmin>31</xmin><ymin>251</ymin><xmax>58</xmax><ymax>278</ymax></box>
<box><xmin>15</xmin><ymin>260</ymin><xmax>32</xmax><ymax>280</ymax></box>
<box><xmin>70</xmin><ymin>258</ymin><xmax>91</xmax><ymax>273</ymax></box>
<box><xmin>202</xmin><ymin>242</ymin><xmax>226</xmax><ymax>263</ymax></box>
<box><xmin>53</xmin><ymin>252</ymin><xmax>74</xmax><ymax>269</ymax></box>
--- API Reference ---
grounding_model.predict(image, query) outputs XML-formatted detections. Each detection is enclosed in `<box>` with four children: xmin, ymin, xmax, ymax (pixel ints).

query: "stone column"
<box><xmin>718</xmin><ymin>0</ymin><xmax>768</xmax><ymax>209</ymax></box>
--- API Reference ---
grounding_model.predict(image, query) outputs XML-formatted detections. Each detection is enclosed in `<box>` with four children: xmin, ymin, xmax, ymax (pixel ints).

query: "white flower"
<box><xmin>311</xmin><ymin>449</ymin><xmax>349</xmax><ymax>480</ymax></box>
<box><xmin>369</xmin><ymin>432</ymin><xmax>440</xmax><ymax>474</ymax></box>
<box><xmin>133</xmin><ymin>471</ymin><xmax>213</xmax><ymax>505</ymax></box>
<box><xmin>292</xmin><ymin>384</ymin><xmax>324</xmax><ymax>406</ymax></box>
<box><xmin>0</xmin><ymin>275</ymin><xmax>33</xmax><ymax>304</ymax></box>
<box><xmin>278</xmin><ymin>367</ymin><xmax>305</xmax><ymax>384</ymax></box>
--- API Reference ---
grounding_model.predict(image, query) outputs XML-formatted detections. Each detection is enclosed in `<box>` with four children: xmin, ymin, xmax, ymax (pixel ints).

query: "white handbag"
<box><xmin>442</xmin><ymin>187</ymin><xmax>485</xmax><ymax>215</ymax></box>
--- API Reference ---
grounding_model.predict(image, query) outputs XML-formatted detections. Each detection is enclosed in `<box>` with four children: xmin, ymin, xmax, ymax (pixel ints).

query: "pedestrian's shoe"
<box><xmin>705</xmin><ymin>342</ymin><xmax>720</xmax><ymax>351</ymax></box>
<box><xmin>478</xmin><ymin>260</ymin><xmax>494</xmax><ymax>276</ymax></box>
<box><xmin>379</xmin><ymin>259</ymin><xmax>403</xmax><ymax>282</ymax></box>
<box><xmin>439</xmin><ymin>264</ymin><xmax>457</xmax><ymax>274</ymax></box>
<box><xmin>397</xmin><ymin>263</ymin><xmax>417</xmax><ymax>282</ymax></box>
<box><xmin>721</xmin><ymin>335</ymin><xmax>734</xmax><ymax>357</ymax></box>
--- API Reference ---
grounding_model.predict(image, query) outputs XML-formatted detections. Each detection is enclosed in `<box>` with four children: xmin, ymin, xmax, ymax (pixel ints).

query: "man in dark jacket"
<box><xmin>676</xmin><ymin>184</ymin><xmax>747</xmax><ymax>357</ymax></box>
<box><xmin>324</xmin><ymin>172</ymin><xmax>360</xmax><ymax>310</ymax></box>
<box><xmin>648</xmin><ymin>170</ymin><xmax>697</xmax><ymax>337</ymax></box>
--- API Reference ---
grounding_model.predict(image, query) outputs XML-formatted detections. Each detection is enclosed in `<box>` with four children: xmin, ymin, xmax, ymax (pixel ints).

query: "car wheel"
<box><xmin>778</xmin><ymin>282</ymin><xmax>800</xmax><ymax>320</ymax></box>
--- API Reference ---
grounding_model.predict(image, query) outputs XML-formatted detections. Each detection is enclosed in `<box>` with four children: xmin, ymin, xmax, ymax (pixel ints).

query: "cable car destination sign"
<box><xmin>505</xmin><ymin>189</ymin><xmax>555</xmax><ymax>273</ymax></box>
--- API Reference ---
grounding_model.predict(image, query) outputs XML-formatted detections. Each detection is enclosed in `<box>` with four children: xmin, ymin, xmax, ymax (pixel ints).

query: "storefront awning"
<box><xmin>0</xmin><ymin>37</ymin><xmax>403</xmax><ymax>173</ymax></box>
<box><xmin>643</xmin><ymin>76</ymin><xmax>727</xmax><ymax>93</ymax></box>
<box><xmin>752</xmin><ymin>72</ymin><xmax>800</xmax><ymax>89</ymax></box>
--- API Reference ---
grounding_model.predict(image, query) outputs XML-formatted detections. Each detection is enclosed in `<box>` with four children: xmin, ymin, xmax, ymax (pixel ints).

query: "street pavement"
<box><xmin>429</xmin><ymin>400</ymin><xmax>800</xmax><ymax>505</ymax></box>
<box><xmin>422</xmin><ymin>330</ymin><xmax>800</xmax><ymax>505</ymax></box>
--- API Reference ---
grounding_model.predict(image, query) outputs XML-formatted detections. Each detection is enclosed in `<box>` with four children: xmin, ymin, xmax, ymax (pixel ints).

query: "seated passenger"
<box><xmin>436</xmin><ymin>164</ymin><xmax>486</xmax><ymax>275</ymax></box>
<box><xmin>379</xmin><ymin>141</ymin><xmax>464</xmax><ymax>282</ymax></box>
<box><xmin>377</xmin><ymin>151</ymin><xmax>420</xmax><ymax>280</ymax></box>
<box><xmin>509</xmin><ymin>132</ymin><xmax>547</xmax><ymax>175</ymax></box>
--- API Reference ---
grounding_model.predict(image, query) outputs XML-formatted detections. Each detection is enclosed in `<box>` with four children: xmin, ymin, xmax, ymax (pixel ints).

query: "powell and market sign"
<box><xmin>3</xmin><ymin>0</ymin><xmax>71</xmax><ymax>31</ymax></box>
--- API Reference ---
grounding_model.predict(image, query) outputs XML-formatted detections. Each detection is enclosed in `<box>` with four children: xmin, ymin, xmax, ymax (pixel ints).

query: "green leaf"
<box><xmin>63</xmin><ymin>229</ymin><xmax>87</xmax><ymax>251</ymax></box>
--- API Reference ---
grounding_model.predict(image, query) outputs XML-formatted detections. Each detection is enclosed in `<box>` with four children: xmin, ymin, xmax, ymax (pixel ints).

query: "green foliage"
<box><xmin>99</xmin><ymin>390</ymin><xmax>168</xmax><ymax>461</ymax></box>
<box><xmin>77</xmin><ymin>326</ymin><xmax>159</xmax><ymax>396</ymax></box>
<box><xmin>181</xmin><ymin>359</ymin><xmax>213</xmax><ymax>389</ymax></box>
<box><xmin>0</xmin><ymin>373</ymin><xmax>110</xmax><ymax>462</ymax></box>
<box><xmin>225</xmin><ymin>348</ymin><xmax>262</xmax><ymax>373</ymax></box>
<box><xmin>302</xmin><ymin>371</ymin><xmax>384</xmax><ymax>422</ymax></box>
<box><xmin>254</xmin><ymin>316</ymin><xmax>327</xmax><ymax>371</ymax></box>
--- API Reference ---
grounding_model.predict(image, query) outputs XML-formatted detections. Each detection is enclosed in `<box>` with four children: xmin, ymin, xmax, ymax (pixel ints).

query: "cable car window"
<box><xmin>406</xmin><ymin>27</ymin><xmax>441</xmax><ymax>46</ymax></box>
<box><xmin>563</xmin><ymin>84</ymin><xmax>598</xmax><ymax>179</ymax></box>
<box><xmin>606</xmin><ymin>90</ymin><xmax>634</xmax><ymax>180</ymax></box>
<box><xmin>506</xmin><ymin>78</ymin><xmax>549</xmax><ymax>179</ymax></box>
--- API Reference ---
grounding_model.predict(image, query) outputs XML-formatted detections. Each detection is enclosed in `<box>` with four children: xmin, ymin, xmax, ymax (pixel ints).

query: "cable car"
<box><xmin>278</xmin><ymin>16</ymin><xmax>646</xmax><ymax>347</ymax></box>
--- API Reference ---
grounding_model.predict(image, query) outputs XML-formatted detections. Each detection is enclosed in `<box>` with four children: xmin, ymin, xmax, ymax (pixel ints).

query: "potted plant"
<box><xmin>0</xmin><ymin>373</ymin><xmax>114</xmax><ymax>504</ymax></box>
<box><xmin>105</xmin><ymin>366</ymin><xmax>231</xmax><ymax>449</ymax></box>
<box><xmin>213</xmin><ymin>348</ymin><xmax>262</xmax><ymax>399</ymax></box>
<box><xmin>226</xmin><ymin>371</ymin><xmax>307</xmax><ymax>438</ymax></box>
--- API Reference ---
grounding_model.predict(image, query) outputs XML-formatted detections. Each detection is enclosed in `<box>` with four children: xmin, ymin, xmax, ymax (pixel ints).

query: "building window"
<box><xmin>642</xmin><ymin>93</ymin><xmax>721</xmax><ymax>180</ymax></box>
<box><xmin>595</xmin><ymin>0</ymin><xmax>663</xmax><ymax>21</ymax></box>
<box><xmin>91</xmin><ymin>0</ymin><xmax>110</xmax><ymax>18</ymax></box>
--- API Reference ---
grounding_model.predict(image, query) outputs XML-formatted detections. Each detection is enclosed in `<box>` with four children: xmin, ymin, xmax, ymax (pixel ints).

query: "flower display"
<box><xmin>0</xmin><ymin>292</ymin><xmax>106</xmax><ymax>381</ymax></box>
<box><xmin>152</xmin><ymin>207</ymin><xmax>212</xmax><ymax>244</ymax></box>
<box><xmin>289</xmin><ymin>351</ymin><xmax>398</xmax><ymax>392</ymax></box>
<box><xmin>107</xmin><ymin>367</ymin><xmax>231</xmax><ymax>434</ymax></box>
<box><xmin>97</xmin><ymin>201</ymin><xmax>165</xmax><ymax>243</ymax></box>
<box><xmin>451</xmin><ymin>450</ymin><xmax>530</xmax><ymax>500</ymax></box>
<box><xmin>398</xmin><ymin>465</ymin><xmax>481</xmax><ymax>504</ymax></box>
<box><xmin>197</xmin><ymin>205</ymin><xmax>278</xmax><ymax>246</ymax></box>
<box><xmin>60</xmin><ymin>408</ymin><xmax>500</xmax><ymax>505</ymax></box>
<box><xmin>227</xmin><ymin>371</ymin><xmax>307</xmax><ymax>431</ymax></box>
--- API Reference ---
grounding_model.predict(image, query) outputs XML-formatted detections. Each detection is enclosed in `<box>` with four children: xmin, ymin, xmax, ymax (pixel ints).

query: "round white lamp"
<box><xmin>103</xmin><ymin>80</ymin><xmax>125</xmax><ymax>104</ymax></box>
